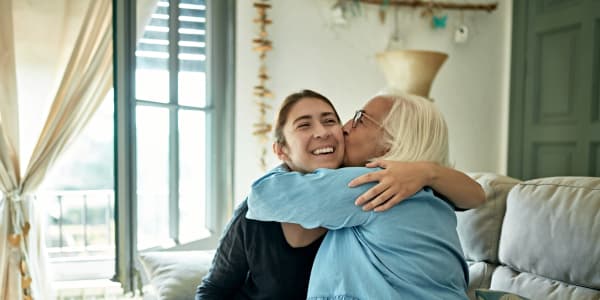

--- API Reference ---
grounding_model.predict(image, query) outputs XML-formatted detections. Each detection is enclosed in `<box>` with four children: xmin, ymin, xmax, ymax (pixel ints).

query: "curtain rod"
<box><xmin>357</xmin><ymin>0</ymin><xmax>498</xmax><ymax>12</ymax></box>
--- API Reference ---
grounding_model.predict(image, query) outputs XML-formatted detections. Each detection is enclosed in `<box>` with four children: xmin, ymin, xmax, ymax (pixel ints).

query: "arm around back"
<box><xmin>246</xmin><ymin>167</ymin><xmax>377</xmax><ymax>229</ymax></box>
<box><xmin>351</xmin><ymin>161</ymin><xmax>485</xmax><ymax>211</ymax></box>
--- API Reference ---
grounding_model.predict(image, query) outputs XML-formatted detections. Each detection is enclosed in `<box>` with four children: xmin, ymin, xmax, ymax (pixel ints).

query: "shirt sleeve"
<box><xmin>246</xmin><ymin>166</ymin><xmax>378</xmax><ymax>230</ymax></box>
<box><xmin>196</xmin><ymin>201</ymin><xmax>249</xmax><ymax>299</ymax></box>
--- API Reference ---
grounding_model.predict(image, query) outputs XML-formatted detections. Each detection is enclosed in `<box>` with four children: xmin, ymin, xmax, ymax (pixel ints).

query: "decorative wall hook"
<box><xmin>432</xmin><ymin>14</ymin><xmax>448</xmax><ymax>29</ymax></box>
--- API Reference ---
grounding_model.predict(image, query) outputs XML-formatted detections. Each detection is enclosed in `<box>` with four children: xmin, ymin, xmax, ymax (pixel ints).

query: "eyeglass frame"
<box><xmin>351</xmin><ymin>110</ymin><xmax>393</xmax><ymax>137</ymax></box>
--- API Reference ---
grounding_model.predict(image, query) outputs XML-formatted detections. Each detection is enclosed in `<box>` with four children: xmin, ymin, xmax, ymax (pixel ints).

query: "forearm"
<box><xmin>428</xmin><ymin>163</ymin><xmax>485</xmax><ymax>209</ymax></box>
<box><xmin>196</xmin><ymin>278</ymin><xmax>239</xmax><ymax>300</ymax></box>
<box><xmin>247</xmin><ymin>167</ymin><xmax>376</xmax><ymax>229</ymax></box>
<box><xmin>281</xmin><ymin>223</ymin><xmax>327</xmax><ymax>248</ymax></box>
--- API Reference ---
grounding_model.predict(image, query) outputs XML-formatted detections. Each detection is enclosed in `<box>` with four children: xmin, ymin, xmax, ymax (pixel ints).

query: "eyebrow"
<box><xmin>292</xmin><ymin>112</ymin><xmax>336</xmax><ymax>125</ymax></box>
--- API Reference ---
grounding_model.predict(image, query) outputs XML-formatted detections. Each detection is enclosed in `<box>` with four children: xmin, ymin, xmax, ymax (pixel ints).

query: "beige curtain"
<box><xmin>0</xmin><ymin>0</ymin><xmax>112</xmax><ymax>298</ymax></box>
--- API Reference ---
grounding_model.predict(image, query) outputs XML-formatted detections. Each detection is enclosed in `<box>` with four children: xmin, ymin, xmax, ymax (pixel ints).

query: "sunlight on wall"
<box><xmin>234</xmin><ymin>0</ymin><xmax>513</xmax><ymax>202</ymax></box>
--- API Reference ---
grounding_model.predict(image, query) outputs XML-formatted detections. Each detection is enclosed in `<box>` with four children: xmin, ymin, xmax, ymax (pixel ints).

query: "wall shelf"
<box><xmin>356</xmin><ymin>0</ymin><xmax>497</xmax><ymax>12</ymax></box>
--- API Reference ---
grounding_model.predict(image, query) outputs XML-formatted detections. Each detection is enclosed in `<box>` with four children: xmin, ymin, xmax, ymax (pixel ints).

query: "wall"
<box><xmin>234</xmin><ymin>0</ymin><xmax>513</xmax><ymax>201</ymax></box>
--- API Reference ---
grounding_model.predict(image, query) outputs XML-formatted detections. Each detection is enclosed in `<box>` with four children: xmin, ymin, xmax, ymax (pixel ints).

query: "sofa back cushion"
<box><xmin>497</xmin><ymin>177</ymin><xmax>600</xmax><ymax>299</ymax></box>
<box><xmin>458</xmin><ymin>173</ymin><xmax>521</xmax><ymax>263</ymax></box>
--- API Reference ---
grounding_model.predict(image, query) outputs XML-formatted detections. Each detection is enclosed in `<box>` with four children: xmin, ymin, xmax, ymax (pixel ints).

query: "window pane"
<box><xmin>178</xmin><ymin>0</ymin><xmax>206</xmax><ymax>107</ymax></box>
<box><xmin>178</xmin><ymin>110</ymin><xmax>207</xmax><ymax>243</ymax></box>
<box><xmin>58</xmin><ymin>194</ymin><xmax>84</xmax><ymax>250</ymax></box>
<box><xmin>135</xmin><ymin>69</ymin><xmax>169</xmax><ymax>103</ymax></box>
<box><xmin>136</xmin><ymin>0</ymin><xmax>169</xmax><ymax>103</ymax></box>
<box><xmin>136</xmin><ymin>105</ymin><xmax>170</xmax><ymax>250</ymax></box>
<box><xmin>41</xmin><ymin>96</ymin><xmax>114</xmax><ymax>258</ymax></box>
<box><xmin>178</xmin><ymin>72</ymin><xmax>206</xmax><ymax>107</ymax></box>
<box><xmin>82</xmin><ymin>191</ymin><xmax>114</xmax><ymax>250</ymax></box>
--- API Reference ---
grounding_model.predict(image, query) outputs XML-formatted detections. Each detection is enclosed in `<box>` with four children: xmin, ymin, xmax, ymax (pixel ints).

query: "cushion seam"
<box><xmin>518</xmin><ymin>182</ymin><xmax>600</xmax><ymax>191</ymax></box>
<box><xmin>498</xmin><ymin>265</ymin><xmax>600</xmax><ymax>292</ymax></box>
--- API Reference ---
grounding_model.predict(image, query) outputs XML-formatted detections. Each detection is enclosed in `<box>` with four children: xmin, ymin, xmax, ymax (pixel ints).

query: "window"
<box><xmin>41</xmin><ymin>95</ymin><xmax>115</xmax><ymax>282</ymax></box>
<box><xmin>114</xmin><ymin>0</ymin><xmax>234</xmax><ymax>292</ymax></box>
<box><xmin>134</xmin><ymin>0</ymin><xmax>210</xmax><ymax>249</ymax></box>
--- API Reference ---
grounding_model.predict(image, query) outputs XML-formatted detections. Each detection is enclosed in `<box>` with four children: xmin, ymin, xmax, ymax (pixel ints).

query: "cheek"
<box><xmin>291</xmin><ymin>135</ymin><xmax>311</xmax><ymax>156</ymax></box>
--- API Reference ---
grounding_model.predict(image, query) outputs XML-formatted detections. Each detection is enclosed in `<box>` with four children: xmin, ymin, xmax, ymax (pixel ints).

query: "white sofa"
<box><xmin>139</xmin><ymin>173</ymin><xmax>600</xmax><ymax>300</ymax></box>
<box><xmin>457</xmin><ymin>174</ymin><xmax>600</xmax><ymax>300</ymax></box>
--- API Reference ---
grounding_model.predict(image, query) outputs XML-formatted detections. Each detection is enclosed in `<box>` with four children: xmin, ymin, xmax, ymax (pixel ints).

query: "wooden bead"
<box><xmin>253</xmin><ymin>18</ymin><xmax>272</xmax><ymax>24</ymax></box>
<box><xmin>22</xmin><ymin>276</ymin><xmax>32</xmax><ymax>289</ymax></box>
<box><xmin>253</xmin><ymin>45</ymin><xmax>273</xmax><ymax>52</ymax></box>
<box><xmin>8</xmin><ymin>234</ymin><xmax>21</xmax><ymax>247</ymax></box>
<box><xmin>253</xmin><ymin>3</ymin><xmax>271</xmax><ymax>9</ymax></box>
<box><xmin>22</xmin><ymin>222</ymin><xmax>31</xmax><ymax>237</ymax></box>
<box><xmin>20</xmin><ymin>260</ymin><xmax>27</xmax><ymax>275</ymax></box>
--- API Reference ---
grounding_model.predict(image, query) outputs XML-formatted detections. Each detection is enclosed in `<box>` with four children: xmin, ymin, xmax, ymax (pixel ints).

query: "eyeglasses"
<box><xmin>351</xmin><ymin>110</ymin><xmax>393</xmax><ymax>137</ymax></box>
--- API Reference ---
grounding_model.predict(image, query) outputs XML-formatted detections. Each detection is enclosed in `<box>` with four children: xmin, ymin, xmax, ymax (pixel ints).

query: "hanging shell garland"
<box><xmin>252</xmin><ymin>0</ymin><xmax>274</xmax><ymax>170</ymax></box>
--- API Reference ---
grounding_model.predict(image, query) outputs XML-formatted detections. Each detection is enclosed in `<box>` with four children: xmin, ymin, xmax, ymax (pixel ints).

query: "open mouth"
<box><xmin>311</xmin><ymin>146</ymin><xmax>335</xmax><ymax>155</ymax></box>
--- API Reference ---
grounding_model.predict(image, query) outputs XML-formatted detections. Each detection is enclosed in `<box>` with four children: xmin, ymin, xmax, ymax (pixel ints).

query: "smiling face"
<box><xmin>274</xmin><ymin>97</ymin><xmax>345</xmax><ymax>173</ymax></box>
<box><xmin>342</xmin><ymin>96</ymin><xmax>393</xmax><ymax>166</ymax></box>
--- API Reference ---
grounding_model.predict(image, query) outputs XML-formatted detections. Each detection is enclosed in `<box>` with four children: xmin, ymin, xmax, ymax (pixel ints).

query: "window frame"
<box><xmin>113</xmin><ymin>0</ymin><xmax>235</xmax><ymax>292</ymax></box>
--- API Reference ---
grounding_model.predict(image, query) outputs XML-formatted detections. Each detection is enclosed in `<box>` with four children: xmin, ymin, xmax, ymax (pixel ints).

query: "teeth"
<box><xmin>312</xmin><ymin>147</ymin><xmax>334</xmax><ymax>155</ymax></box>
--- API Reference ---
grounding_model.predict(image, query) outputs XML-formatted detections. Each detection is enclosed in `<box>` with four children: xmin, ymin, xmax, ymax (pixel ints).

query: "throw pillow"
<box><xmin>138</xmin><ymin>250</ymin><xmax>216</xmax><ymax>300</ymax></box>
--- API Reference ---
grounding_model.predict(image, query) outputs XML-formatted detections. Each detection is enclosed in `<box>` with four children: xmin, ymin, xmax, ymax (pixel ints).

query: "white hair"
<box><xmin>373</xmin><ymin>89</ymin><xmax>451</xmax><ymax>167</ymax></box>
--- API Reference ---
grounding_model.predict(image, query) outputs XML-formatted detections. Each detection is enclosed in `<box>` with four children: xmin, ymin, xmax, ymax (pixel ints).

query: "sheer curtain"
<box><xmin>0</xmin><ymin>0</ymin><xmax>112</xmax><ymax>298</ymax></box>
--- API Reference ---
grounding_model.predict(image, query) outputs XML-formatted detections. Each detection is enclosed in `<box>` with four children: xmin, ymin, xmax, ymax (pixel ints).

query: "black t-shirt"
<box><xmin>196</xmin><ymin>201</ymin><xmax>324</xmax><ymax>300</ymax></box>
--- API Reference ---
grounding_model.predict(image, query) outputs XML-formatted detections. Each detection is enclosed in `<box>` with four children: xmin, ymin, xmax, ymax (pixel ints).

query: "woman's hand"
<box><xmin>349</xmin><ymin>160</ymin><xmax>433</xmax><ymax>212</ymax></box>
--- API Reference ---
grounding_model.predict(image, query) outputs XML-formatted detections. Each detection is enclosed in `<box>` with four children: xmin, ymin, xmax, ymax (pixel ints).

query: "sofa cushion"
<box><xmin>475</xmin><ymin>288</ymin><xmax>530</xmax><ymax>300</ymax></box>
<box><xmin>467</xmin><ymin>261</ymin><xmax>496</xmax><ymax>300</ymax></box>
<box><xmin>458</xmin><ymin>173</ymin><xmax>520</xmax><ymax>263</ymax></box>
<box><xmin>138</xmin><ymin>250</ymin><xmax>216</xmax><ymax>300</ymax></box>
<box><xmin>498</xmin><ymin>177</ymin><xmax>600</xmax><ymax>291</ymax></box>
<box><xmin>490</xmin><ymin>266</ymin><xmax>600</xmax><ymax>300</ymax></box>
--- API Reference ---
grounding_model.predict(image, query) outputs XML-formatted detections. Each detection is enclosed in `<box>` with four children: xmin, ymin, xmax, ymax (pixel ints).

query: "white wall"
<box><xmin>234</xmin><ymin>0</ymin><xmax>513</xmax><ymax>201</ymax></box>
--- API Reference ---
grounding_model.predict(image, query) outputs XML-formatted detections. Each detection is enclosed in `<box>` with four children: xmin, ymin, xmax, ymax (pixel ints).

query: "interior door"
<box><xmin>509</xmin><ymin>0</ymin><xmax>600</xmax><ymax>179</ymax></box>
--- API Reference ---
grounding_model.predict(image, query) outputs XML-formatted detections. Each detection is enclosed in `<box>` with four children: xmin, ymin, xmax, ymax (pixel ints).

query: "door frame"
<box><xmin>507</xmin><ymin>0</ymin><xmax>528</xmax><ymax>179</ymax></box>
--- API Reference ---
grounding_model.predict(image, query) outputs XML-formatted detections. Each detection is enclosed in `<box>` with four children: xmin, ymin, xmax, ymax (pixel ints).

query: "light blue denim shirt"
<box><xmin>246</xmin><ymin>166</ymin><xmax>468</xmax><ymax>300</ymax></box>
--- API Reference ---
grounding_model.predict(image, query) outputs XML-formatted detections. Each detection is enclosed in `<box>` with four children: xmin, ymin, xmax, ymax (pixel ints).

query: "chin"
<box><xmin>320</xmin><ymin>163</ymin><xmax>339</xmax><ymax>170</ymax></box>
<box><xmin>314</xmin><ymin>160</ymin><xmax>340</xmax><ymax>170</ymax></box>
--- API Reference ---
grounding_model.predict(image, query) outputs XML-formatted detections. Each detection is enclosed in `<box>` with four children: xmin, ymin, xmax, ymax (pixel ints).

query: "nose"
<box><xmin>342</xmin><ymin>120</ymin><xmax>352</xmax><ymax>135</ymax></box>
<box><xmin>313</xmin><ymin>123</ymin><xmax>331</xmax><ymax>139</ymax></box>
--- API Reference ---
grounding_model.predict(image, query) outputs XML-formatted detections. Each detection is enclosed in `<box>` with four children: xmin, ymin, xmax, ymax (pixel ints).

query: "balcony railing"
<box><xmin>36</xmin><ymin>190</ymin><xmax>115</xmax><ymax>260</ymax></box>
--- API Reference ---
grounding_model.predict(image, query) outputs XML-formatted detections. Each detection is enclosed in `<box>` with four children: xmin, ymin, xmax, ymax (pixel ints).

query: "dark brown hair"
<box><xmin>274</xmin><ymin>89</ymin><xmax>341</xmax><ymax>145</ymax></box>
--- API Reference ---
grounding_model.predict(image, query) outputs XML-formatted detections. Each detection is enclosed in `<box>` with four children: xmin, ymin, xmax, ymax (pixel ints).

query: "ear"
<box><xmin>273</xmin><ymin>142</ymin><xmax>290</xmax><ymax>162</ymax></box>
<box><xmin>383</xmin><ymin>145</ymin><xmax>391</xmax><ymax>155</ymax></box>
<box><xmin>376</xmin><ymin>140</ymin><xmax>391</xmax><ymax>157</ymax></box>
